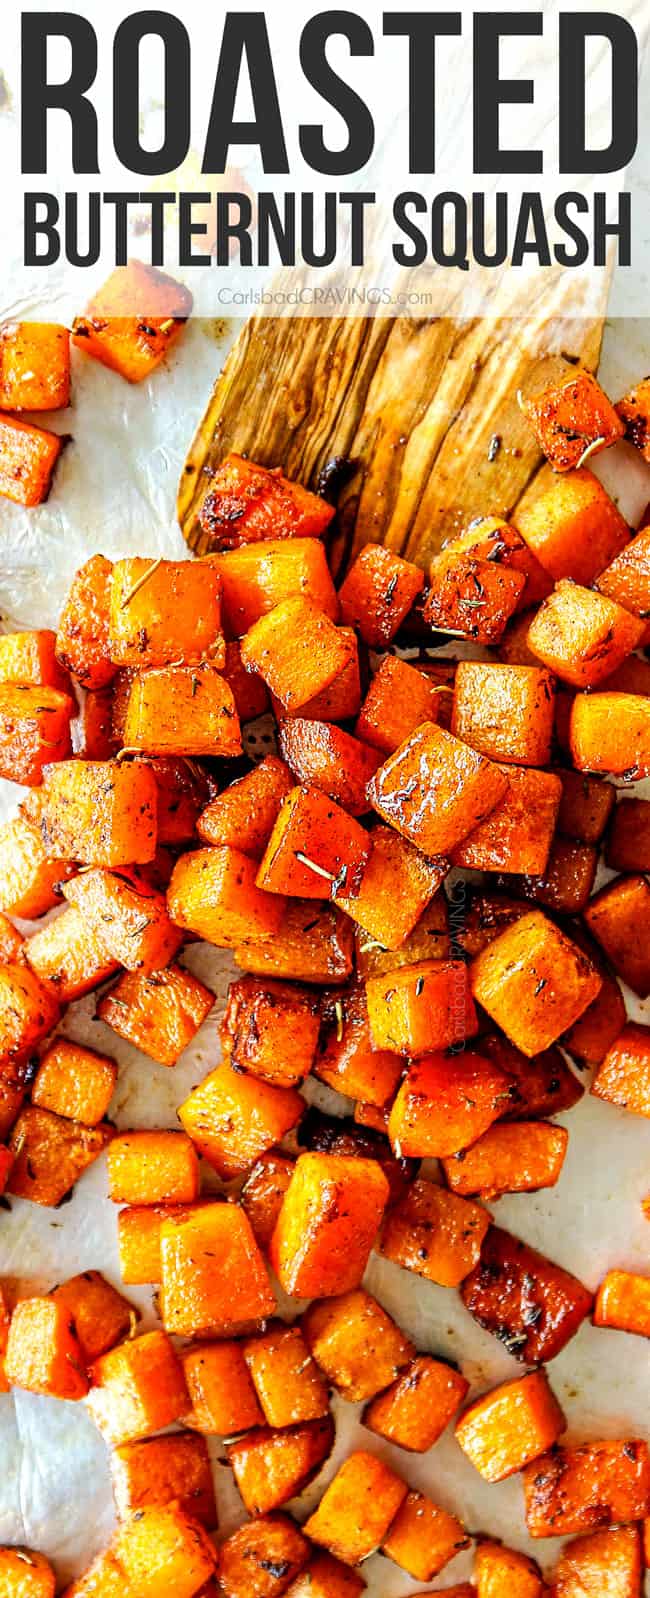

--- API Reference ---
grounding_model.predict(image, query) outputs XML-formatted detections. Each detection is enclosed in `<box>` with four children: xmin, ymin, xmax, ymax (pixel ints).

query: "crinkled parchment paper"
<box><xmin>1</xmin><ymin>318</ymin><xmax>650</xmax><ymax>1594</ymax></box>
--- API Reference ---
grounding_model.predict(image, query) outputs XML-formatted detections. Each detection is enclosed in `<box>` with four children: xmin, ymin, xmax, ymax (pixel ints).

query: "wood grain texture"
<box><xmin>178</xmin><ymin>277</ymin><xmax>607</xmax><ymax>573</ymax></box>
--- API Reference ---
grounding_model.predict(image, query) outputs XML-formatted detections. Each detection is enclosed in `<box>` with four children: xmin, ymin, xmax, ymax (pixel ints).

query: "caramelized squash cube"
<box><xmin>597</xmin><ymin>522</ymin><xmax>650</xmax><ymax>617</ymax></box>
<box><xmin>0</xmin><ymin>962</ymin><xmax>60</xmax><ymax>1076</ymax></box>
<box><xmin>355</xmin><ymin>654</ymin><xmax>442</xmax><ymax>754</ymax></box>
<box><xmin>241</xmin><ymin>1153</ymin><xmax>295</xmax><ymax>1251</ymax></box>
<box><xmin>278</xmin><ymin>718</ymin><xmax>380</xmax><ymax>816</ymax></box>
<box><xmin>302</xmin><ymin>1288</ymin><xmax>413</xmax><ymax>1402</ymax></box>
<box><xmin>594</xmin><ymin>1268</ymin><xmax>650</xmax><ymax>1339</ymax></box>
<box><xmin>55</xmin><ymin>554</ymin><xmax>115</xmax><ymax>690</ymax></box>
<box><xmin>124</xmin><ymin>663</ymin><xmax>241</xmax><ymax>757</ymax></box>
<box><xmin>8</xmin><ymin>1105</ymin><xmax>112</xmax><ymax>1206</ymax></box>
<box><xmin>199</xmin><ymin>453</ymin><xmax>334</xmax><ymax>549</ymax></box>
<box><xmin>557</xmin><ymin>769</ymin><xmax>616</xmax><ymax>844</ymax></box>
<box><xmin>5</xmin><ymin>1296</ymin><xmax>88</xmax><ymax>1399</ymax></box>
<box><xmin>451</xmin><ymin>766</ymin><xmax>562</xmax><ymax>874</ymax></box>
<box><xmin>470</xmin><ymin>910</ymin><xmax>602</xmax><ymax>1055</ymax></box>
<box><xmin>442</xmin><ymin>1119</ymin><xmax>568</xmax><ymax>1199</ymax></box>
<box><xmin>116</xmin><ymin>1202</ymin><xmax>198</xmax><ymax>1285</ymax></box>
<box><xmin>584</xmin><ymin>874</ymin><xmax>650</xmax><ymax>996</ymax></box>
<box><xmin>379</xmin><ymin>1178</ymin><xmax>489</xmax><ymax>1287</ymax></box>
<box><xmin>0</xmin><ymin>415</ymin><xmax>64</xmax><ymax>507</ymax></box>
<box><xmin>551</xmin><ymin>1524</ymin><xmax>643</xmax><ymax>1598</ymax></box>
<box><xmin>527</xmin><ymin>579</ymin><xmax>644</xmax><ymax>687</ymax></box>
<box><xmin>0</xmin><ymin>319</ymin><xmax>70</xmax><ymax>410</ymax></box>
<box><xmin>169</xmin><ymin>845</ymin><xmax>285</xmax><ymax>945</ymax></box>
<box><xmin>335</xmin><ymin>825</ymin><xmax>447</xmax><ymax>949</ymax></box>
<box><xmin>179</xmin><ymin>1058</ymin><xmax>303</xmax><ymax>1180</ymax></box>
<box><xmin>32</xmin><ymin>1038</ymin><xmax>117</xmax><ymax>1126</ymax></box>
<box><xmin>363</xmin><ymin>1353</ymin><xmax>469</xmax><ymax>1452</ymax></box>
<box><xmin>388</xmin><ymin>1049</ymin><xmax>511</xmax><ymax>1158</ymax></box>
<box><xmin>216</xmin><ymin>1514</ymin><xmax>310</xmax><ymax>1598</ymax></box>
<box><xmin>221</xmin><ymin>636</ymin><xmax>270</xmax><ymax>720</ymax></box>
<box><xmin>197</xmin><ymin>755</ymin><xmax>293</xmax><ymax>858</ymax></box>
<box><xmin>86</xmin><ymin>1327</ymin><xmax>189</xmax><ymax>1444</ymax></box>
<box><xmin>111</xmin><ymin>1433</ymin><xmax>216</xmax><ymax>1527</ymax></box>
<box><xmin>523</xmin><ymin>1438</ymin><xmax>650</xmax><ymax>1538</ymax></box>
<box><xmin>71</xmin><ymin>261</ymin><xmax>192</xmax><ymax>382</ymax></box>
<box><xmin>50</xmin><ymin>1271</ymin><xmax>135</xmax><ymax>1365</ymax></box>
<box><xmin>275</xmin><ymin>627</ymin><xmax>361</xmax><ymax>723</ymax></box>
<box><xmin>456</xmin><ymin>1369</ymin><xmax>565</xmax><ymax>1482</ymax></box>
<box><xmin>221</xmin><ymin>975</ymin><xmax>319</xmax><ymax>1088</ymax></box>
<box><xmin>215</xmin><ymin>538</ymin><xmax>338</xmax><ymax>636</ymax></box>
<box><xmin>338</xmin><ymin>545</ymin><xmax>424</xmax><ymax>646</ymax></box>
<box><xmin>0</xmin><ymin>684</ymin><xmax>73</xmax><ymax>785</ymax></box>
<box><xmin>283</xmin><ymin>1552</ymin><xmax>366</xmax><ymax>1598</ymax></box>
<box><xmin>474</xmin><ymin>1540</ymin><xmax>546</xmax><ymax>1598</ymax></box>
<box><xmin>107</xmin><ymin>1130</ymin><xmax>199</xmax><ymax>1206</ymax></box>
<box><xmin>521</xmin><ymin>368</ymin><xmax>624</xmax><ymax>472</ymax></box>
<box><xmin>606</xmin><ymin>797</ymin><xmax>650</xmax><ymax>871</ymax></box>
<box><xmin>382</xmin><ymin>1490</ymin><xmax>469</xmax><ymax>1581</ymax></box>
<box><xmin>314</xmin><ymin>981</ymin><xmax>402</xmax><ymax>1106</ymax></box>
<box><xmin>64</xmin><ymin>867</ymin><xmax>182</xmax><ymax>973</ymax></box>
<box><xmin>514</xmin><ymin>465</ymin><xmax>629</xmax><ymax>584</ymax></box>
<box><xmin>257</xmin><ymin>785</ymin><xmax>370</xmax><ymax>900</ymax></box>
<box><xmin>354</xmin><ymin>892</ymin><xmax>450</xmax><ymax>978</ymax></box>
<box><xmin>270</xmin><ymin>1152</ymin><xmax>389</xmax><ymax>1298</ymax></box>
<box><xmin>570</xmin><ymin>690</ymin><xmax>650</xmax><ymax>777</ymax></box>
<box><xmin>461</xmin><ymin>1224</ymin><xmax>593</xmax><ymax>1363</ymax></box>
<box><xmin>452</xmin><ymin>661</ymin><xmax>555</xmax><ymax>765</ymax></box>
<box><xmin>0</xmin><ymin>629</ymin><xmax>71</xmax><ymax>693</ymax></box>
<box><xmin>181</xmin><ymin>1338</ymin><xmax>264</xmax><ymax>1435</ymax></box>
<box><xmin>506</xmin><ymin>837</ymin><xmax>598</xmax><ymax>915</ymax></box>
<box><xmin>303</xmin><ymin>1449</ymin><xmax>407</xmax><ymax>1565</ymax></box>
<box><xmin>227</xmin><ymin>1416</ymin><xmax>334</xmax><ymax>1516</ymax></box>
<box><xmin>110</xmin><ymin>1503</ymin><xmax>216</xmax><ymax>1598</ymax></box>
<box><xmin>591</xmin><ymin>1022</ymin><xmax>650</xmax><ymax>1118</ymax></box>
<box><xmin>160</xmin><ymin>1203</ymin><xmax>276</xmax><ymax>1338</ymax></box>
<box><xmin>26</xmin><ymin>907</ymin><xmax>118</xmax><ymax>1003</ymax></box>
<box><xmin>366</xmin><ymin>959</ymin><xmax>478</xmax><ymax>1056</ymax></box>
<box><xmin>424</xmin><ymin>520</ymin><xmax>529</xmax><ymax>644</ymax></box>
<box><xmin>242</xmin><ymin>597</ymin><xmax>354</xmax><ymax>712</ymax></box>
<box><xmin>235</xmin><ymin>899</ymin><xmax>354</xmax><ymax>985</ymax></box>
<box><xmin>369</xmin><ymin>721</ymin><xmax>509</xmax><ymax>852</ymax></box>
<box><xmin>560</xmin><ymin>949</ymin><xmax>625</xmax><ymax>1069</ymax></box>
<box><xmin>109</xmin><ymin>557</ymin><xmax>224</xmax><ymax>668</ymax></box>
<box><xmin>0</xmin><ymin>1548</ymin><xmax>56</xmax><ymax>1598</ymax></box>
<box><xmin>245</xmin><ymin>1322</ymin><xmax>329</xmax><ymax>1426</ymax></box>
<box><xmin>42</xmin><ymin>759</ymin><xmax>157</xmax><ymax>865</ymax></box>
<box><xmin>97</xmin><ymin>964</ymin><xmax>214</xmax><ymax>1066</ymax></box>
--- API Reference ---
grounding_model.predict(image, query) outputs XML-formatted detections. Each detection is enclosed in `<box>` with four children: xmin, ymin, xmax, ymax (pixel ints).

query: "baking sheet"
<box><xmin>1</xmin><ymin>318</ymin><xmax>650</xmax><ymax>1593</ymax></box>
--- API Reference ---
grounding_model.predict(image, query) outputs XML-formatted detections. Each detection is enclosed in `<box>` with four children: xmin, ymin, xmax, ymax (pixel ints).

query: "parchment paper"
<box><xmin>1</xmin><ymin>318</ymin><xmax>650</xmax><ymax>1594</ymax></box>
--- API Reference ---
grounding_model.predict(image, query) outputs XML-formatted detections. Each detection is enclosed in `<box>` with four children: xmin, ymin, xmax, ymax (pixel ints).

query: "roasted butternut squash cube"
<box><xmin>0</xmin><ymin>629</ymin><xmax>71</xmax><ymax>693</ymax></box>
<box><xmin>389</xmin><ymin>1049</ymin><xmax>511</xmax><ymax>1158</ymax></box>
<box><xmin>283</xmin><ymin>1553</ymin><xmax>366</xmax><ymax>1598</ymax></box>
<box><xmin>366</xmin><ymin>959</ymin><xmax>478</xmax><ymax>1056</ymax></box>
<box><xmin>335</xmin><ymin>825</ymin><xmax>447</xmax><ymax>949</ymax></box>
<box><xmin>181</xmin><ymin>1338</ymin><xmax>264</xmax><ymax>1435</ymax></box>
<box><xmin>452</xmin><ymin>661</ymin><xmax>555</xmax><ymax>765</ymax></box>
<box><xmin>597</xmin><ymin>521</ymin><xmax>650</xmax><ymax>617</ymax></box>
<box><xmin>461</xmin><ymin>1224</ymin><xmax>593</xmax><ymax>1362</ymax></box>
<box><xmin>382</xmin><ymin>1489</ymin><xmax>469</xmax><ymax>1581</ymax></box>
<box><xmin>379</xmin><ymin>1177</ymin><xmax>489</xmax><ymax>1287</ymax></box>
<box><xmin>216</xmin><ymin>1514</ymin><xmax>309</xmax><ymax>1598</ymax></box>
<box><xmin>55</xmin><ymin>554</ymin><xmax>115</xmax><ymax>690</ymax></box>
<box><xmin>606</xmin><ymin>797</ymin><xmax>650</xmax><ymax>872</ymax></box>
<box><xmin>235</xmin><ymin>899</ymin><xmax>354</xmax><ymax>985</ymax></box>
<box><xmin>270</xmin><ymin>1152</ymin><xmax>389</xmax><ymax>1298</ymax></box>
<box><xmin>71</xmin><ymin>261</ymin><xmax>192</xmax><ymax>381</ymax></box>
<box><xmin>551</xmin><ymin>1524</ymin><xmax>642</xmax><ymax>1598</ymax></box>
<box><xmin>241</xmin><ymin>1153</ymin><xmax>295</xmax><ymax>1251</ymax></box>
<box><xmin>51</xmin><ymin>1270</ymin><xmax>135</xmax><ymax>1364</ymax></box>
<box><xmin>297</xmin><ymin>1105</ymin><xmax>415</xmax><ymax>1209</ymax></box>
<box><xmin>0</xmin><ymin>1548</ymin><xmax>56</xmax><ymax>1598</ymax></box>
<box><xmin>221</xmin><ymin>975</ymin><xmax>319</xmax><ymax>1088</ymax></box>
<box><xmin>228</xmin><ymin>1415</ymin><xmax>334</xmax><ymax>1515</ymax></box>
<box><xmin>63</xmin><ymin>867</ymin><xmax>182</xmax><ymax>973</ymax></box>
<box><xmin>443</xmin><ymin>1119</ymin><xmax>568</xmax><ymax>1200</ymax></box>
<box><xmin>424</xmin><ymin>520</ymin><xmax>531</xmax><ymax>643</ymax></box>
<box><xmin>521</xmin><ymin>369</ymin><xmax>624</xmax><ymax>472</ymax></box>
<box><xmin>278</xmin><ymin>719</ymin><xmax>380</xmax><ymax>817</ymax></box>
<box><xmin>0</xmin><ymin>319</ymin><xmax>70</xmax><ymax>410</ymax></box>
<box><xmin>338</xmin><ymin>545</ymin><xmax>424</xmax><ymax>646</ymax></box>
<box><xmin>5</xmin><ymin>1295</ymin><xmax>88</xmax><ymax>1399</ymax></box>
<box><xmin>302</xmin><ymin>1288</ymin><xmax>413</xmax><ymax>1402</ymax></box>
<box><xmin>369</xmin><ymin>721</ymin><xmax>509</xmax><ymax>853</ymax></box>
<box><xmin>199</xmin><ymin>453</ymin><xmax>335</xmax><ymax>549</ymax></box>
<box><xmin>179</xmin><ymin>1058</ymin><xmax>303</xmax><ymax>1179</ymax></box>
<box><xmin>7</xmin><ymin>1106</ymin><xmax>112</xmax><ymax>1207</ymax></box>
<box><xmin>363</xmin><ymin>1353</ymin><xmax>469</xmax><ymax>1452</ymax></box>
<box><xmin>506</xmin><ymin>837</ymin><xmax>598</xmax><ymax>915</ymax></box>
<box><xmin>304</xmin><ymin>1449</ymin><xmax>407</xmax><ymax>1565</ymax></box>
<box><xmin>527</xmin><ymin>579</ymin><xmax>644</xmax><ymax>687</ymax></box>
<box><xmin>474</xmin><ymin>1540</ymin><xmax>546</xmax><ymax>1598</ymax></box>
<box><xmin>32</xmin><ymin>1038</ymin><xmax>117</xmax><ymax>1126</ymax></box>
<box><xmin>57</xmin><ymin>1550</ymin><xmax>125</xmax><ymax>1598</ymax></box>
<box><xmin>197</xmin><ymin>755</ymin><xmax>293</xmax><ymax>858</ymax></box>
<box><xmin>471</xmin><ymin>910</ymin><xmax>602</xmax><ymax>1055</ymax></box>
<box><xmin>456</xmin><ymin>1370</ymin><xmax>564</xmax><ymax>1482</ymax></box>
<box><xmin>244</xmin><ymin>1323</ymin><xmax>329</xmax><ymax>1427</ymax></box>
<box><xmin>26</xmin><ymin>907</ymin><xmax>118</xmax><ymax>1003</ymax></box>
<box><xmin>584</xmin><ymin>874</ymin><xmax>650</xmax><ymax>996</ymax></box>
<box><xmin>561</xmin><ymin>948</ymin><xmax>625</xmax><ymax>1069</ymax></box>
<box><xmin>109</xmin><ymin>557</ymin><xmax>224</xmax><ymax>669</ymax></box>
<box><xmin>274</xmin><ymin>627</ymin><xmax>361</xmax><ymax>723</ymax></box>
<box><xmin>107</xmin><ymin>1130</ymin><xmax>199</xmax><ymax>1206</ymax></box>
<box><xmin>0</xmin><ymin>963</ymin><xmax>60</xmax><ymax>1077</ymax></box>
<box><xmin>570</xmin><ymin>690</ymin><xmax>650</xmax><ymax>777</ymax></box>
<box><xmin>514</xmin><ymin>465</ymin><xmax>629</xmax><ymax>584</ymax></box>
<box><xmin>215</xmin><ymin>537</ymin><xmax>338</xmax><ymax>636</ymax></box>
<box><xmin>117</xmin><ymin>1202</ymin><xmax>200</xmax><ymax>1284</ymax></box>
<box><xmin>123</xmin><ymin>663</ymin><xmax>241</xmax><ymax>757</ymax></box>
<box><xmin>111</xmin><ymin>1433</ymin><xmax>216</xmax><ymax>1527</ymax></box>
<box><xmin>523</xmin><ymin>1438</ymin><xmax>650</xmax><ymax>1538</ymax></box>
<box><xmin>168</xmin><ymin>845</ymin><xmax>285</xmax><ymax>946</ymax></box>
<box><xmin>354</xmin><ymin>892</ymin><xmax>450</xmax><ymax>978</ymax></box>
<box><xmin>591</xmin><ymin>1021</ymin><xmax>650</xmax><ymax>1118</ymax></box>
<box><xmin>128</xmin><ymin>756</ymin><xmax>209</xmax><ymax>845</ymax></box>
<box><xmin>98</xmin><ymin>964</ymin><xmax>213</xmax><ymax>1067</ymax></box>
<box><xmin>557</xmin><ymin>769</ymin><xmax>616</xmax><ymax>844</ymax></box>
<box><xmin>242</xmin><ymin>598</ymin><xmax>355</xmax><ymax>713</ymax></box>
<box><xmin>160</xmin><ymin>1202</ymin><xmax>276</xmax><ymax>1338</ymax></box>
<box><xmin>86</xmin><ymin>1327</ymin><xmax>189</xmax><ymax>1444</ymax></box>
<box><xmin>616</xmin><ymin>376</ymin><xmax>650</xmax><ymax>459</ymax></box>
<box><xmin>42</xmin><ymin>759</ymin><xmax>157</xmax><ymax>865</ymax></box>
<box><xmin>315</xmin><ymin>981</ymin><xmax>402</xmax><ymax>1106</ymax></box>
<box><xmin>0</xmin><ymin>684</ymin><xmax>73</xmax><ymax>785</ymax></box>
<box><xmin>257</xmin><ymin>785</ymin><xmax>370</xmax><ymax>900</ymax></box>
<box><xmin>594</xmin><ymin>1268</ymin><xmax>650</xmax><ymax>1339</ymax></box>
<box><xmin>355</xmin><ymin>654</ymin><xmax>442</xmax><ymax>755</ymax></box>
<box><xmin>451</xmin><ymin>766</ymin><xmax>562</xmax><ymax>874</ymax></box>
<box><xmin>0</xmin><ymin>415</ymin><xmax>64</xmax><ymax>507</ymax></box>
<box><xmin>111</xmin><ymin>1503</ymin><xmax>216</xmax><ymax>1598</ymax></box>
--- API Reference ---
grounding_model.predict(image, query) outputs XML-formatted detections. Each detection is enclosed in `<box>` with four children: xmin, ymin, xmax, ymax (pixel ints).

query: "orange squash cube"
<box><xmin>461</xmin><ymin>1224</ymin><xmax>593</xmax><ymax>1363</ymax></box>
<box><xmin>424</xmin><ymin>519</ymin><xmax>533</xmax><ymax>643</ymax></box>
<box><xmin>181</xmin><ymin>1338</ymin><xmax>264</xmax><ymax>1435</ymax></box>
<box><xmin>366</xmin><ymin>959</ymin><xmax>478</xmax><ymax>1055</ymax></box>
<box><xmin>160</xmin><ymin>1202</ymin><xmax>276</xmax><ymax>1338</ymax></box>
<box><xmin>86</xmin><ymin>1327</ymin><xmax>189</xmax><ymax>1444</ymax></box>
<box><xmin>221</xmin><ymin>637</ymin><xmax>270</xmax><ymax>720</ymax></box>
<box><xmin>474</xmin><ymin>1540</ymin><xmax>546</xmax><ymax>1598</ymax></box>
<box><xmin>584</xmin><ymin>874</ymin><xmax>650</xmax><ymax>996</ymax></box>
<box><xmin>32</xmin><ymin>1038</ymin><xmax>117</xmax><ymax>1126</ymax></box>
<box><xmin>55</xmin><ymin>554</ymin><xmax>115</xmax><ymax>690</ymax></box>
<box><xmin>355</xmin><ymin>654</ymin><xmax>442</xmax><ymax>755</ymax></box>
<box><xmin>0</xmin><ymin>1548</ymin><xmax>56</xmax><ymax>1598</ymax></box>
<box><xmin>557</xmin><ymin>768</ymin><xmax>616</xmax><ymax>844</ymax></box>
<box><xmin>297</xmin><ymin>1105</ymin><xmax>414</xmax><ymax>1209</ymax></box>
<box><xmin>382</xmin><ymin>1490</ymin><xmax>469</xmax><ymax>1582</ymax></box>
<box><xmin>111</xmin><ymin>1433</ymin><xmax>216</xmax><ymax>1527</ymax></box>
<box><xmin>315</xmin><ymin>981</ymin><xmax>402</xmax><ymax>1106</ymax></box>
<box><xmin>278</xmin><ymin>719</ymin><xmax>380</xmax><ymax>816</ymax></box>
<box><xmin>389</xmin><ymin>1049</ymin><xmax>510</xmax><ymax>1158</ymax></box>
<box><xmin>63</xmin><ymin>867</ymin><xmax>182</xmax><ymax>973</ymax></box>
<box><xmin>370</xmin><ymin>720</ymin><xmax>509</xmax><ymax>853</ymax></box>
<box><xmin>168</xmin><ymin>844</ymin><xmax>285</xmax><ymax>945</ymax></box>
<box><xmin>0</xmin><ymin>414</ymin><xmax>64</xmax><ymax>506</ymax></box>
<box><xmin>107</xmin><ymin>1130</ymin><xmax>199</xmax><ymax>1206</ymax></box>
<box><xmin>214</xmin><ymin>537</ymin><xmax>338</xmax><ymax>637</ymax></box>
<box><xmin>242</xmin><ymin>597</ymin><xmax>355</xmax><ymax>713</ymax></box>
<box><xmin>302</xmin><ymin>1288</ymin><xmax>413</xmax><ymax>1402</ymax></box>
<box><xmin>380</xmin><ymin>1178</ymin><xmax>489</xmax><ymax>1287</ymax></box>
<box><xmin>8</xmin><ymin>1105</ymin><xmax>112</xmax><ymax>1207</ymax></box>
<box><xmin>179</xmin><ymin>1058</ymin><xmax>303</xmax><ymax>1179</ymax></box>
<box><xmin>443</xmin><ymin>1119</ymin><xmax>568</xmax><ymax>1199</ymax></box>
<box><xmin>523</xmin><ymin>1438</ymin><xmax>650</xmax><ymax>1538</ymax></box>
<box><xmin>506</xmin><ymin>837</ymin><xmax>598</xmax><ymax>915</ymax></box>
<box><xmin>452</xmin><ymin>661</ymin><xmax>555</xmax><ymax>765</ymax></box>
<box><xmin>456</xmin><ymin>1369</ymin><xmax>564</xmax><ymax>1482</ymax></box>
<box><xmin>216</xmin><ymin>1514</ymin><xmax>310</xmax><ymax>1598</ymax></box>
<box><xmin>606</xmin><ymin>797</ymin><xmax>650</xmax><ymax>871</ymax></box>
<box><xmin>283</xmin><ymin>1552</ymin><xmax>366</xmax><ymax>1598</ymax></box>
<box><xmin>570</xmin><ymin>690</ymin><xmax>650</xmax><ymax>777</ymax></box>
<box><xmin>227</xmin><ymin>1415</ymin><xmax>334</xmax><ymax>1516</ymax></box>
<box><xmin>354</xmin><ymin>892</ymin><xmax>450</xmax><ymax>978</ymax></box>
<box><xmin>26</xmin><ymin>907</ymin><xmax>118</xmax><ymax>1003</ymax></box>
<box><xmin>127</xmin><ymin>756</ymin><xmax>209</xmax><ymax>846</ymax></box>
<box><xmin>116</xmin><ymin>1202</ymin><xmax>199</xmax><ymax>1284</ymax></box>
<box><xmin>270</xmin><ymin>1152</ymin><xmax>389</xmax><ymax>1298</ymax></box>
<box><xmin>303</xmin><ymin>1449</ymin><xmax>407</xmax><ymax>1565</ymax></box>
<box><xmin>123</xmin><ymin>663</ymin><xmax>241</xmax><ymax>757</ymax></box>
<box><xmin>0</xmin><ymin>962</ymin><xmax>60</xmax><ymax>1077</ymax></box>
<box><xmin>111</xmin><ymin>1504</ymin><xmax>217</xmax><ymax>1598</ymax></box>
<box><xmin>0</xmin><ymin>319</ymin><xmax>70</xmax><ymax>410</ymax></box>
<box><xmin>527</xmin><ymin>579</ymin><xmax>644</xmax><ymax>687</ymax></box>
<box><xmin>338</xmin><ymin>545</ymin><xmax>424</xmax><ymax>646</ymax></box>
<box><xmin>109</xmin><ymin>557</ymin><xmax>224</xmax><ymax>669</ymax></box>
<box><xmin>274</xmin><ymin>630</ymin><xmax>361</xmax><ymax>724</ymax></box>
<box><xmin>591</xmin><ymin>1022</ymin><xmax>650</xmax><ymax>1118</ymax></box>
<box><xmin>245</xmin><ymin>1322</ymin><xmax>329</xmax><ymax>1427</ymax></box>
<box><xmin>0</xmin><ymin>684</ymin><xmax>73</xmax><ymax>785</ymax></box>
<box><xmin>235</xmin><ymin>898</ymin><xmax>354</xmax><ymax>985</ymax></box>
<box><xmin>521</xmin><ymin>368</ymin><xmax>624</xmax><ymax>472</ymax></box>
<box><xmin>197</xmin><ymin>755</ymin><xmax>293</xmax><ymax>857</ymax></box>
<box><xmin>597</xmin><ymin>521</ymin><xmax>650</xmax><ymax>617</ymax></box>
<box><xmin>335</xmin><ymin>825</ymin><xmax>447</xmax><ymax>949</ymax></box>
<box><xmin>551</xmin><ymin>1524</ymin><xmax>643</xmax><ymax>1598</ymax></box>
<box><xmin>594</xmin><ymin>1268</ymin><xmax>650</xmax><ymax>1339</ymax></box>
<box><xmin>71</xmin><ymin>261</ymin><xmax>192</xmax><ymax>381</ymax></box>
<box><xmin>0</xmin><ymin>629</ymin><xmax>71</xmax><ymax>693</ymax></box>
<box><xmin>5</xmin><ymin>1296</ymin><xmax>89</xmax><ymax>1399</ymax></box>
<box><xmin>364</xmin><ymin>1353</ymin><xmax>469</xmax><ymax>1452</ymax></box>
<box><xmin>257</xmin><ymin>785</ymin><xmax>370</xmax><ymax>900</ymax></box>
<box><xmin>97</xmin><ymin>964</ymin><xmax>214</xmax><ymax>1066</ymax></box>
<box><xmin>561</xmin><ymin>948</ymin><xmax>625</xmax><ymax>1070</ymax></box>
<box><xmin>221</xmin><ymin>975</ymin><xmax>319</xmax><ymax>1088</ymax></box>
<box><xmin>42</xmin><ymin>758</ymin><xmax>157</xmax><ymax>865</ymax></box>
<box><xmin>199</xmin><ymin>453</ymin><xmax>334</xmax><ymax>549</ymax></box>
<box><xmin>470</xmin><ymin>910</ymin><xmax>602</xmax><ymax>1055</ymax></box>
<box><xmin>514</xmin><ymin>465</ymin><xmax>629</xmax><ymax>584</ymax></box>
<box><xmin>241</xmin><ymin>1153</ymin><xmax>295</xmax><ymax>1251</ymax></box>
<box><xmin>451</xmin><ymin>766</ymin><xmax>562</xmax><ymax>875</ymax></box>
<box><xmin>51</xmin><ymin>1270</ymin><xmax>135</xmax><ymax>1363</ymax></box>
